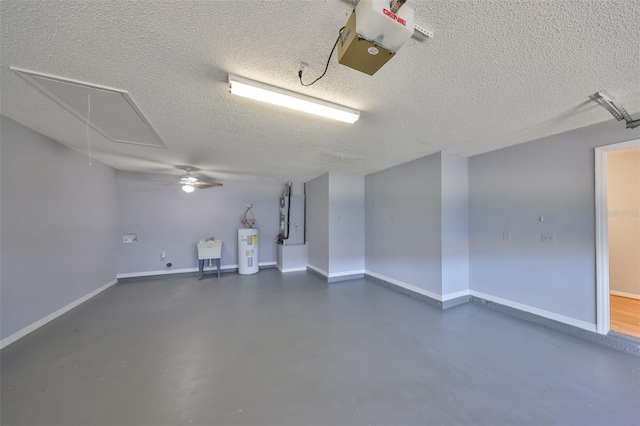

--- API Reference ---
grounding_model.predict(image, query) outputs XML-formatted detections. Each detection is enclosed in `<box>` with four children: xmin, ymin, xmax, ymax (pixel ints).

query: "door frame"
<box><xmin>595</xmin><ymin>138</ymin><xmax>640</xmax><ymax>334</ymax></box>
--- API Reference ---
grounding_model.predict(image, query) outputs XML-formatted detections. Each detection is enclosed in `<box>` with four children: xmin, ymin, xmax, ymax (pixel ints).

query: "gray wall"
<box><xmin>328</xmin><ymin>173</ymin><xmax>364</xmax><ymax>274</ymax></box>
<box><xmin>441</xmin><ymin>152</ymin><xmax>469</xmax><ymax>295</ymax></box>
<box><xmin>305</xmin><ymin>173</ymin><xmax>329</xmax><ymax>273</ymax></box>
<box><xmin>365</xmin><ymin>153</ymin><xmax>443</xmax><ymax>295</ymax></box>
<box><xmin>116</xmin><ymin>171</ymin><xmax>282</xmax><ymax>275</ymax></box>
<box><xmin>0</xmin><ymin>116</ymin><xmax>118</xmax><ymax>341</ymax></box>
<box><xmin>469</xmin><ymin>119</ymin><xmax>640</xmax><ymax>324</ymax></box>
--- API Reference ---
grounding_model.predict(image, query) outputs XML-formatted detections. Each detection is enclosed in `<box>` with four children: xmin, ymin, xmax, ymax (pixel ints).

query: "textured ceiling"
<box><xmin>1</xmin><ymin>0</ymin><xmax>639</xmax><ymax>183</ymax></box>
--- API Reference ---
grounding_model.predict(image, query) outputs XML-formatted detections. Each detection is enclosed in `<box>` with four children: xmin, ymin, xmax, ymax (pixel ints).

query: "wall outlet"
<box><xmin>161</xmin><ymin>251</ymin><xmax>166</xmax><ymax>259</ymax></box>
<box><xmin>123</xmin><ymin>234</ymin><xmax>137</xmax><ymax>243</ymax></box>
<box><xmin>503</xmin><ymin>231</ymin><xmax>512</xmax><ymax>240</ymax></box>
<box><xmin>541</xmin><ymin>234</ymin><xmax>556</xmax><ymax>243</ymax></box>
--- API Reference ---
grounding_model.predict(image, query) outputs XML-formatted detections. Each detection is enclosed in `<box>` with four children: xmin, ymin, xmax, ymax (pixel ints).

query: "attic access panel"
<box><xmin>12</xmin><ymin>68</ymin><xmax>166</xmax><ymax>148</ymax></box>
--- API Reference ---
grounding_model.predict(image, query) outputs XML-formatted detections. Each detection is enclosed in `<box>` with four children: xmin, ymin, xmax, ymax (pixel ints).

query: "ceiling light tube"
<box><xmin>228</xmin><ymin>74</ymin><xmax>360</xmax><ymax>124</ymax></box>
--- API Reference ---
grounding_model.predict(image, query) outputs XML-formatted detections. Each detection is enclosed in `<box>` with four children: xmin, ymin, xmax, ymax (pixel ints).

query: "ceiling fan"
<box><xmin>175</xmin><ymin>166</ymin><xmax>223</xmax><ymax>193</ymax></box>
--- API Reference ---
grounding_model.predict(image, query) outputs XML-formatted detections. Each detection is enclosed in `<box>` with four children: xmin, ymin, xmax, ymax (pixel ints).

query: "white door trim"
<box><xmin>595</xmin><ymin>138</ymin><xmax>640</xmax><ymax>335</ymax></box>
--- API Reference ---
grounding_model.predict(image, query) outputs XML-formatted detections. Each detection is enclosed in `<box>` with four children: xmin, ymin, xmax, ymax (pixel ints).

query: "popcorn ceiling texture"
<box><xmin>1</xmin><ymin>0</ymin><xmax>639</xmax><ymax>183</ymax></box>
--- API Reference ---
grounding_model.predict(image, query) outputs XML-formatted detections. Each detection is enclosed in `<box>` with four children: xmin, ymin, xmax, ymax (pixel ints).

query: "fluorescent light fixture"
<box><xmin>182</xmin><ymin>185</ymin><xmax>195</xmax><ymax>193</ymax></box>
<box><xmin>228</xmin><ymin>74</ymin><xmax>360</xmax><ymax>124</ymax></box>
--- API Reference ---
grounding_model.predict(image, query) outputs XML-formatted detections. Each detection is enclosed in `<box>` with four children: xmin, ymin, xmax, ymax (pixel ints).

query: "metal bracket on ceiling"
<box><xmin>592</xmin><ymin>91</ymin><xmax>640</xmax><ymax>130</ymax></box>
<box><xmin>413</xmin><ymin>22</ymin><xmax>433</xmax><ymax>38</ymax></box>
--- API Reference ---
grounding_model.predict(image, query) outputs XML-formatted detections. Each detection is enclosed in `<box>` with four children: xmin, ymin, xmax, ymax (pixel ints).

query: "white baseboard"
<box><xmin>356</xmin><ymin>272</ymin><xmax>597</xmax><ymax>332</ymax></box>
<box><xmin>306</xmin><ymin>264</ymin><xmax>329</xmax><ymax>277</ymax></box>
<box><xmin>117</xmin><ymin>268</ymin><xmax>199</xmax><ymax>278</ymax></box>
<box><xmin>444</xmin><ymin>289</ymin><xmax>471</xmax><ymax>301</ymax></box>
<box><xmin>469</xmin><ymin>290</ymin><xmax>597</xmax><ymax>332</ymax></box>
<box><xmin>300</xmin><ymin>264</ymin><xmax>365</xmax><ymax>278</ymax></box>
<box><xmin>329</xmin><ymin>269</ymin><xmax>365</xmax><ymax>278</ymax></box>
<box><xmin>365</xmin><ymin>270</ymin><xmax>452</xmax><ymax>301</ymax></box>
<box><xmin>1</xmin><ymin>279</ymin><xmax>118</xmax><ymax>350</ymax></box>
<box><xmin>610</xmin><ymin>290</ymin><xmax>640</xmax><ymax>300</ymax></box>
<box><xmin>279</xmin><ymin>267</ymin><xmax>307</xmax><ymax>273</ymax></box>
<box><xmin>116</xmin><ymin>261</ymin><xmax>278</xmax><ymax>279</ymax></box>
<box><xmin>306</xmin><ymin>265</ymin><xmax>364</xmax><ymax>279</ymax></box>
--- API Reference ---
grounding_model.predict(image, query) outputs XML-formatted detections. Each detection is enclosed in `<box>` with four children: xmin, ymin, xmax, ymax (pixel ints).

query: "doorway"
<box><xmin>595</xmin><ymin>138</ymin><xmax>640</xmax><ymax>337</ymax></box>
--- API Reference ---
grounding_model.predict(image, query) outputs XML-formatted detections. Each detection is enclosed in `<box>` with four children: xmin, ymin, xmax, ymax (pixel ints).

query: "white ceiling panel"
<box><xmin>13</xmin><ymin>69</ymin><xmax>166</xmax><ymax>148</ymax></box>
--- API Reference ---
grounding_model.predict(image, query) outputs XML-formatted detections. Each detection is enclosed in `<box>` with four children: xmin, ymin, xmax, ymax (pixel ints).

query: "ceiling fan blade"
<box><xmin>194</xmin><ymin>181</ymin><xmax>223</xmax><ymax>189</ymax></box>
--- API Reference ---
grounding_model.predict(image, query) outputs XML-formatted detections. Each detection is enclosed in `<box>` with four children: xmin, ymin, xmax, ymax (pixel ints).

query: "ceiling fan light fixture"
<box><xmin>182</xmin><ymin>184</ymin><xmax>195</xmax><ymax>193</ymax></box>
<box><xmin>228</xmin><ymin>74</ymin><xmax>360</xmax><ymax>124</ymax></box>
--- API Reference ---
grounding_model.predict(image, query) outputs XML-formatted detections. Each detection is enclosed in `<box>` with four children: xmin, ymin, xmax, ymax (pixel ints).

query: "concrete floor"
<box><xmin>1</xmin><ymin>270</ymin><xmax>639</xmax><ymax>426</ymax></box>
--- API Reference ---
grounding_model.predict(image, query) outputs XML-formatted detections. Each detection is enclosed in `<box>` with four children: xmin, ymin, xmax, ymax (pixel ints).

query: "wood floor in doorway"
<box><xmin>610</xmin><ymin>294</ymin><xmax>640</xmax><ymax>339</ymax></box>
